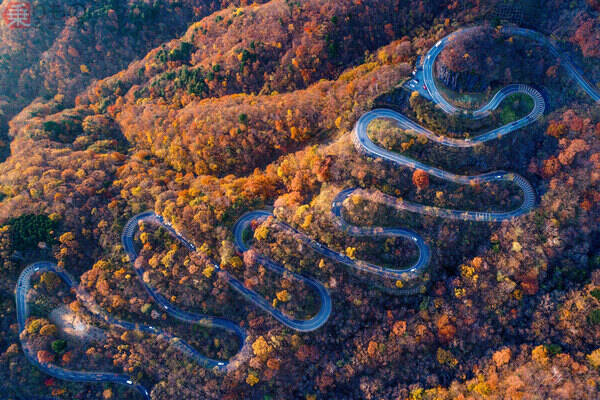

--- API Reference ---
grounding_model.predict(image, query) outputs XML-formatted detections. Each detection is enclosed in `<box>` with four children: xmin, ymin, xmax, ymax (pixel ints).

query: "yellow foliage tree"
<box><xmin>254</xmin><ymin>225</ymin><xmax>269</xmax><ymax>241</ymax></box>
<box><xmin>276</xmin><ymin>290</ymin><xmax>291</xmax><ymax>302</ymax></box>
<box><xmin>493</xmin><ymin>347</ymin><xmax>511</xmax><ymax>367</ymax></box>
<box><xmin>252</xmin><ymin>336</ymin><xmax>272</xmax><ymax>360</ymax></box>
<box><xmin>532</xmin><ymin>345</ymin><xmax>549</xmax><ymax>366</ymax></box>
<box><xmin>39</xmin><ymin>324</ymin><xmax>58</xmax><ymax>336</ymax></box>
<box><xmin>246</xmin><ymin>371</ymin><xmax>259</xmax><ymax>386</ymax></box>
<box><xmin>588</xmin><ymin>348</ymin><xmax>600</xmax><ymax>369</ymax></box>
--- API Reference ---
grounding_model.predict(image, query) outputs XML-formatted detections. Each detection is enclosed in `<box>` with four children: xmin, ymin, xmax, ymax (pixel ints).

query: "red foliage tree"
<box><xmin>572</xmin><ymin>17</ymin><xmax>600</xmax><ymax>58</ymax></box>
<box><xmin>412</xmin><ymin>169</ymin><xmax>430</xmax><ymax>190</ymax></box>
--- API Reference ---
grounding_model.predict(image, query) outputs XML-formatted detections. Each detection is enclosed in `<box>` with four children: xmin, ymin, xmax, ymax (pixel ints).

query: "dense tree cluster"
<box><xmin>6</xmin><ymin>213</ymin><xmax>58</xmax><ymax>251</ymax></box>
<box><xmin>571</xmin><ymin>13</ymin><xmax>600</xmax><ymax>59</ymax></box>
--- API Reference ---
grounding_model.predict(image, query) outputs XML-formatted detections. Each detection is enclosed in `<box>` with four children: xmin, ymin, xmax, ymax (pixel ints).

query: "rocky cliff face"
<box><xmin>435</xmin><ymin>62</ymin><xmax>489</xmax><ymax>93</ymax></box>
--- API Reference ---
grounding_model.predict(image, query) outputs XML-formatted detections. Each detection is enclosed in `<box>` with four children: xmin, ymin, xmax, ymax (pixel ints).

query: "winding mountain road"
<box><xmin>15</xmin><ymin>25</ymin><xmax>600</xmax><ymax>398</ymax></box>
<box><xmin>233</xmin><ymin>205</ymin><xmax>431</xmax><ymax>295</ymax></box>
<box><xmin>122</xmin><ymin>212</ymin><xmax>331</xmax><ymax>333</ymax></box>
<box><xmin>423</xmin><ymin>26</ymin><xmax>600</xmax><ymax>113</ymax></box>
<box><xmin>16</xmin><ymin>262</ymin><xmax>151</xmax><ymax>400</ymax></box>
<box><xmin>233</xmin><ymin>26</ymin><xmax>600</xmax><ymax>292</ymax></box>
<box><xmin>15</xmin><ymin>212</ymin><xmax>331</xmax><ymax>399</ymax></box>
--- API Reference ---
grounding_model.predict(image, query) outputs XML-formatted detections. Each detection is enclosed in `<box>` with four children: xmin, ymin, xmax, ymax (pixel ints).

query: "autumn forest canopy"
<box><xmin>2</xmin><ymin>0</ymin><xmax>600</xmax><ymax>399</ymax></box>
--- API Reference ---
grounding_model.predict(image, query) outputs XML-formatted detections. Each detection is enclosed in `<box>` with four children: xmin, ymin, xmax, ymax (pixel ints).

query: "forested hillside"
<box><xmin>2</xmin><ymin>0</ymin><xmax>600</xmax><ymax>398</ymax></box>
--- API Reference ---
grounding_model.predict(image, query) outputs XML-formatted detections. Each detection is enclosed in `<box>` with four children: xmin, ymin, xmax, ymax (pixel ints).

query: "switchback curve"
<box><xmin>16</xmin><ymin>210</ymin><xmax>332</xmax><ymax>399</ymax></box>
<box><xmin>122</xmin><ymin>211</ymin><xmax>331</xmax><ymax>333</ymax></box>
<box><xmin>423</xmin><ymin>26</ymin><xmax>600</xmax><ymax>114</ymax></box>
<box><xmin>16</xmin><ymin>262</ymin><xmax>151</xmax><ymax>400</ymax></box>
<box><xmin>234</xmin><ymin>25</ymin><xmax>600</xmax><ymax>294</ymax></box>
